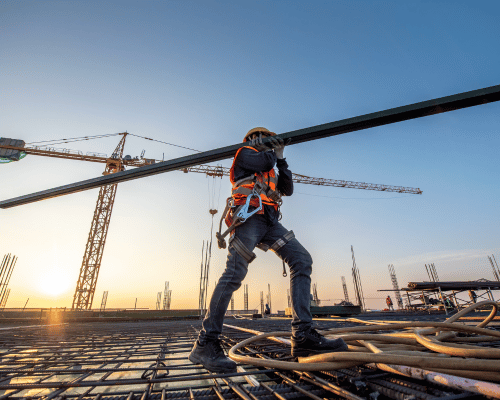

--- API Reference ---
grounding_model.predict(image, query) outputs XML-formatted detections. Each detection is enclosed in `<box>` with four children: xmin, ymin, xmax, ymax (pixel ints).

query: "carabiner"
<box><xmin>235</xmin><ymin>191</ymin><xmax>262</xmax><ymax>221</ymax></box>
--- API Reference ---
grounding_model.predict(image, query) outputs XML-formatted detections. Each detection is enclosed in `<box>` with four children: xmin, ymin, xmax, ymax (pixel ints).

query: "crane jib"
<box><xmin>1</xmin><ymin>84</ymin><xmax>500</xmax><ymax>209</ymax></box>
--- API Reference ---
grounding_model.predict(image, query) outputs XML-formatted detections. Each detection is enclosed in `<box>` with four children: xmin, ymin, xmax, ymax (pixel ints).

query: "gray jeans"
<box><xmin>199</xmin><ymin>214</ymin><xmax>313</xmax><ymax>343</ymax></box>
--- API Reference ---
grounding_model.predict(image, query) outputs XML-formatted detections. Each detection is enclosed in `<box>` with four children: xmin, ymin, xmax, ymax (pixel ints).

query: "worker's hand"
<box><xmin>249</xmin><ymin>134</ymin><xmax>289</xmax><ymax>159</ymax></box>
<box><xmin>268</xmin><ymin>136</ymin><xmax>287</xmax><ymax>159</ymax></box>
<box><xmin>249</xmin><ymin>134</ymin><xmax>270</xmax><ymax>152</ymax></box>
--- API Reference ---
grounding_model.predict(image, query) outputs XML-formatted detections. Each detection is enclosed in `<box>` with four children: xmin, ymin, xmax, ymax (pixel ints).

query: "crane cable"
<box><xmin>127</xmin><ymin>133</ymin><xmax>202</xmax><ymax>153</ymax></box>
<box><xmin>27</xmin><ymin>133</ymin><xmax>122</xmax><ymax>146</ymax></box>
<box><xmin>200</xmin><ymin>170</ymin><xmax>224</xmax><ymax>313</ymax></box>
<box><xmin>228</xmin><ymin>300</ymin><xmax>500</xmax><ymax>385</ymax></box>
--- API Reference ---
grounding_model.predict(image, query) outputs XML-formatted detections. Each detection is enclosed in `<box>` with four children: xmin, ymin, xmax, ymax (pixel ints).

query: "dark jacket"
<box><xmin>232</xmin><ymin>147</ymin><xmax>293</xmax><ymax>223</ymax></box>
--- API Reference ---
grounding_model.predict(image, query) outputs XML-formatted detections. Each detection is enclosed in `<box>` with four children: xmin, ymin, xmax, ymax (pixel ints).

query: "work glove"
<box><xmin>249</xmin><ymin>134</ymin><xmax>289</xmax><ymax>159</ymax></box>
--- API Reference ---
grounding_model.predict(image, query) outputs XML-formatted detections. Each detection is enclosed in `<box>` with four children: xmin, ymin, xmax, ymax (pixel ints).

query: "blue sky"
<box><xmin>1</xmin><ymin>0</ymin><xmax>499</xmax><ymax>310</ymax></box>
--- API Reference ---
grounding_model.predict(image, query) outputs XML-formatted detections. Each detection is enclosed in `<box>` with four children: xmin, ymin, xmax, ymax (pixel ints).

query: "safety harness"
<box><xmin>215</xmin><ymin>146</ymin><xmax>295</xmax><ymax>275</ymax></box>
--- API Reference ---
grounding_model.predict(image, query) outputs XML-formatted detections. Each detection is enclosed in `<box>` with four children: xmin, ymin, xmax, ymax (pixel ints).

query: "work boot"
<box><xmin>188</xmin><ymin>339</ymin><xmax>237</xmax><ymax>373</ymax></box>
<box><xmin>291</xmin><ymin>327</ymin><xmax>348</xmax><ymax>357</ymax></box>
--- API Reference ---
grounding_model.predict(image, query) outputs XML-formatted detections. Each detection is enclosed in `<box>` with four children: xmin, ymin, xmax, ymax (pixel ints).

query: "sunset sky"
<box><xmin>1</xmin><ymin>0</ymin><xmax>499</xmax><ymax>311</ymax></box>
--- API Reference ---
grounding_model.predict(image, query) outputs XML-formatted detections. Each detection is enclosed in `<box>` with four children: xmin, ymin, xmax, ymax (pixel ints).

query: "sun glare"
<box><xmin>38</xmin><ymin>273</ymin><xmax>72</xmax><ymax>296</ymax></box>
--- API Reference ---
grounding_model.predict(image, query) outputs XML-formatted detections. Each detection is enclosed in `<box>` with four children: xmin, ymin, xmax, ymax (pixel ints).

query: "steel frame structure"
<box><xmin>2</xmin><ymin>83</ymin><xmax>500</xmax><ymax>208</ymax></box>
<box><xmin>0</xmin><ymin>316</ymin><xmax>497</xmax><ymax>399</ymax></box>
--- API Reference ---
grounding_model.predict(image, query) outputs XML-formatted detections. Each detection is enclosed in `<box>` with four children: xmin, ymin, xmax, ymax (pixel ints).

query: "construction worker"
<box><xmin>189</xmin><ymin>127</ymin><xmax>347</xmax><ymax>372</ymax></box>
<box><xmin>386</xmin><ymin>295</ymin><xmax>394</xmax><ymax>311</ymax></box>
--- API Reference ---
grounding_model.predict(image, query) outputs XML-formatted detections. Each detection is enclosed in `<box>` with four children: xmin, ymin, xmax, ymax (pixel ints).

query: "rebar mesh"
<box><xmin>0</xmin><ymin>316</ymin><xmax>496</xmax><ymax>399</ymax></box>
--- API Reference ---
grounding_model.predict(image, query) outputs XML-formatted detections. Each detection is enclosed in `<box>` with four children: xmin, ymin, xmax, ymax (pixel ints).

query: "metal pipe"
<box><xmin>373</xmin><ymin>363</ymin><xmax>500</xmax><ymax>399</ymax></box>
<box><xmin>2</xmin><ymin>84</ymin><xmax>500</xmax><ymax>208</ymax></box>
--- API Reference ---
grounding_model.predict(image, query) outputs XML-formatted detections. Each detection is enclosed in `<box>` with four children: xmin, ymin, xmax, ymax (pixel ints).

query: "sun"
<box><xmin>38</xmin><ymin>272</ymin><xmax>72</xmax><ymax>296</ymax></box>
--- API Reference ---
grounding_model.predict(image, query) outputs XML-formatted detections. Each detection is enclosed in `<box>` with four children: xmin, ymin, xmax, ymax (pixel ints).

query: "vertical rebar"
<box><xmin>0</xmin><ymin>254</ymin><xmax>16</xmax><ymax>308</ymax></box>
<box><xmin>341</xmin><ymin>276</ymin><xmax>349</xmax><ymax>302</ymax></box>
<box><xmin>425</xmin><ymin>264</ymin><xmax>432</xmax><ymax>282</ymax></box>
<box><xmin>199</xmin><ymin>241</ymin><xmax>205</xmax><ymax>315</ymax></box>
<box><xmin>0</xmin><ymin>288</ymin><xmax>10</xmax><ymax>309</ymax></box>
<box><xmin>156</xmin><ymin>292</ymin><xmax>162</xmax><ymax>310</ymax></box>
<box><xmin>163</xmin><ymin>281</ymin><xmax>169</xmax><ymax>310</ymax></box>
<box><xmin>492</xmin><ymin>255</ymin><xmax>500</xmax><ymax>278</ymax></box>
<box><xmin>267</xmin><ymin>284</ymin><xmax>272</xmax><ymax>314</ymax></box>
<box><xmin>488</xmin><ymin>256</ymin><xmax>500</xmax><ymax>281</ymax></box>
<box><xmin>100</xmin><ymin>291</ymin><xmax>108</xmax><ymax>312</ymax></box>
<box><xmin>351</xmin><ymin>246</ymin><xmax>365</xmax><ymax>310</ymax></box>
<box><xmin>244</xmin><ymin>284</ymin><xmax>248</xmax><ymax>311</ymax></box>
<box><xmin>431</xmin><ymin>263</ymin><xmax>440</xmax><ymax>282</ymax></box>
<box><xmin>260</xmin><ymin>291</ymin><xmax>264</xmax><ymax>315</ymax></box>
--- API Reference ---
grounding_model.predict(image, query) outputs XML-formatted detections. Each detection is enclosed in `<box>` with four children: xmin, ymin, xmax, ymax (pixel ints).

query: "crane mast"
<box><xmin>71</xmin><ymin>133</ymin><xmax>127</xmax><ymax>310</ymax></box>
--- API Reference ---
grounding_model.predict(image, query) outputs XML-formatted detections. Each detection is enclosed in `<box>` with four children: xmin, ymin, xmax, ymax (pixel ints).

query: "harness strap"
<box><xmin>256</xmin><ymin>230</ymin><xmax>295</xmax><ymax>252</ymax></box>
<box><xmin>232</xmin><ymin>174</ymin><xmax>282</xmax><ymax>205</ymax></box>
<box><xmin>229</xmin><ymin>236</ymin><xmax>256</xmax><ymax>263</ymax></box>
<box><xmin>216</xmin><ymin>201</ymin><xmax>246</xmax><ymax>249</ymax></box>
<box><xmin>271</xmin><ymin>230</ymin><xmax>295</xmax><ymax>252</ymax></box>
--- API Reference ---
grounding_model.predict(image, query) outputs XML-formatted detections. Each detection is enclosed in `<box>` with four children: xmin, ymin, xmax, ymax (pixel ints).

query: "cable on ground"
<box><xmin>228</xmin><ymin>301</ymin><xmax>500</xmax><ymax>394</ymax></box>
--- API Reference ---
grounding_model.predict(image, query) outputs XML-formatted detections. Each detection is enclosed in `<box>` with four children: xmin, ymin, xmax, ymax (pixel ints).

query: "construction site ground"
<box><xmin>1</xmin><ymin>311</ymin><xmax>499</xmax><ymax>399</ymax></box>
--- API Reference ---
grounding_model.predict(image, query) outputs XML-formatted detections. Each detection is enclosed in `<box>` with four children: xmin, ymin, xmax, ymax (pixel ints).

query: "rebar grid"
<box><xmin>0</xmin><ymin>317</ymin><xmax>496</xmax><ymax>400</ymax></box>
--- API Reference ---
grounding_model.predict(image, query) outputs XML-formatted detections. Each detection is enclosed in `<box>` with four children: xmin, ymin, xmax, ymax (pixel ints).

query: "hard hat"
<box><xmin>243</xmin><ymin>127</ymin><xmax>276</xmax><ymax>142</ymax></box>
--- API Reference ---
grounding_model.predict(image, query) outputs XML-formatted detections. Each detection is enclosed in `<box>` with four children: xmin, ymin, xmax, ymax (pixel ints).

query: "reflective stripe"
<box><xmin>232</xmin><ymin>187</ymin><xmax>253</xmax><ymax>196</ymax></box>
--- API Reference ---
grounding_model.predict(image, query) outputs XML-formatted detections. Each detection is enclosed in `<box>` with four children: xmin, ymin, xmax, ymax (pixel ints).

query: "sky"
<box><xmin>1</xmin><ymin>0</ymin><xmax>499</xmax><ymax>311</ymax></box>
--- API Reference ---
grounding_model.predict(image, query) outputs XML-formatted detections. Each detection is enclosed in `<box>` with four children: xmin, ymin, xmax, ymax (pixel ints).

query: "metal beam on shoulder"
<box><xmin>1</xmin><ymin>84</ymin><xmax>499</xmax><ymax>209</ymax></box>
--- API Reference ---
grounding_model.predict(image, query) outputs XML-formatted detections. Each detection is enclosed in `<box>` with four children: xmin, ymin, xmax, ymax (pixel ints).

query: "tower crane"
<box><xmin>0</xmin><ymin>133</ymin><xmax>422</xmax><ymax>310</ymax></box>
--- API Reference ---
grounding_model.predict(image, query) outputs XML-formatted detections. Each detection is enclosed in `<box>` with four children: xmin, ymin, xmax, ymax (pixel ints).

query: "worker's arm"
<box><xmin>277</xmin><ymin>158</ymin><xmax>293</xmax><ymax>196</ymax></box>
<box><xmin>233</xmin><ymin>148</ymin><xmax>277</xmax><ymax>177</ymax></box>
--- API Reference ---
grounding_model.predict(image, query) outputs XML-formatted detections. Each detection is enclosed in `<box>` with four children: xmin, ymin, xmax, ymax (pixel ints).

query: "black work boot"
<box><xmin>291</xmin><ymin>327</ymin><xmax>348</xmax><ymax>357</ymax></box>
<box><xmin>188</xmin><ymin>339</ymin><xmax>237</xmax><ymax>373</ymax></box>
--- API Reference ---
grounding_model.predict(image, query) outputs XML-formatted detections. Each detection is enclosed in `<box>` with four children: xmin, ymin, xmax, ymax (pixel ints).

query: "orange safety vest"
<box><xmin>229</xmin><ymin>146</ymin><xmax>280</xmax><ymax>211</ymax></box>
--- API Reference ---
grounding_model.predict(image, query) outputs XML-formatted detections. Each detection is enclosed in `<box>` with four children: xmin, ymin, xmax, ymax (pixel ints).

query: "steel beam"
<box><xmin>1</xmin><ymin>84</ymin><xmax>500</xmax><ymax>209</ymax></box>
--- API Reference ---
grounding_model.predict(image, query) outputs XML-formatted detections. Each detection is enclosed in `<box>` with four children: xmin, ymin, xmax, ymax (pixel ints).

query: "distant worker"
<box><xmin>386</xmin><ymin>295</ymin><xmax>394</xmax><ymax>311</ymax></box>
<box><xmin>469</xmin><ymin>290</ymin><xmax>477</xmax><ymax>303</ymax></box>
<box><xmin>264</xmin><ymin>303</ymin><xmax>271</xmax><ymax>315</ymax></box>
<box><xmin>444</xmin><ymin>297</ymin><xmax>454</xmax><ymax>310</ymax></box>
<box><xmin>189</xmin><ymin>127</ymin><xmax>347</xmax><ymax>372</ymax></box>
